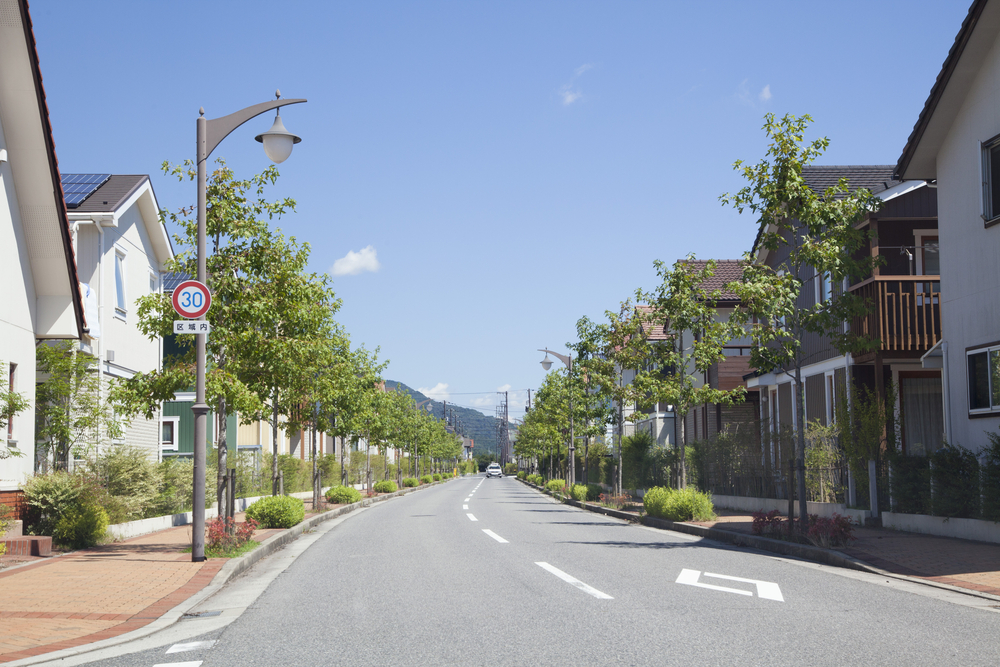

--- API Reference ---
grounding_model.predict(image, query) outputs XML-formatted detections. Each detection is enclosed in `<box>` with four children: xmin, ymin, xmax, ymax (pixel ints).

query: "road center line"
<box><xmin>464</xmin><ymin>498</ymin><xmax>470</xmax><ymax>502</ymax></box>
<box><xmin>463</xmin><ymin>505</ymin><xmax>469</xmax><ymax>510</ymax></box>
<box><xmin>535</xmin><ymin>562</ymin><xmax>613</xmax><ymax>599</ymax></box>
<box><xmin>482</xmin><ymin>529</ymin><xmax>508</xmax><ymax>543</ymax></box>
<box><xmin>467</xmin><ymin>513</ymin><xmax>478</xmax><ymax>521</ymax></box>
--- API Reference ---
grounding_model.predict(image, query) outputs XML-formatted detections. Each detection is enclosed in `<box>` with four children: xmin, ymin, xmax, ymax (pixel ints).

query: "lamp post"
<box><xmin>191</xmin><ymin>91</ymin><xmax>306</xmax><ymax>562</ymax></box>
<box><xmin>539</xmin><ymin>348</ymin><xmax>574</xmax><ymax>487</ymax></box>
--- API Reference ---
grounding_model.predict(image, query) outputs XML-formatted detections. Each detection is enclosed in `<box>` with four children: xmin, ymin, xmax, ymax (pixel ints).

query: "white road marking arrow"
<box><xmin>166</xmin><ymin>641</ymin><xmax>216</xmax><ymax>654</ymax></box>
<box><xmin>675</xmin><ymin>569</ymin><xmax>784</xmax><ymax>602</ymax></box>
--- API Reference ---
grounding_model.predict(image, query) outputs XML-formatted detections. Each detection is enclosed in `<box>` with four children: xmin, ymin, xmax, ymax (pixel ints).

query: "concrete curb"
<box><xmin>515</xmin><ymin>477</ymin><xmax>1000</xmax><ymax>603</ymax></box>
<box><xmin>5</xmin><ymin>477</ymin><xmax>458</xmax><ymax>667</ymax></box>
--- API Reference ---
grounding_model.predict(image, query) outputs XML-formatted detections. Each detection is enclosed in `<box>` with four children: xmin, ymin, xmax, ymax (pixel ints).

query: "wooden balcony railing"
<box><xmin>849</xmin><ymin>276</ymin><xmax>941</xmax><ymax>356</ymax></box>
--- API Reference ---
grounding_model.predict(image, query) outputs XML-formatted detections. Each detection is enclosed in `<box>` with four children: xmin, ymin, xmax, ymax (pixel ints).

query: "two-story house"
<box><xmin>0</xmin><ymin>0</ymin><xmax>86</xmax><ymax>495</ymax></box>
<box><xmin>65</xmin><ymin>174</ymin><xmax>174</xmax><ymax>462</ymax></box>
<box><xmin>747</xmin><ymin>166</ymin><xmax>942</xmax><ymax>463</ymax></box>
<box><xmin>895</xmin><ymin>0</ymin><xmax>1000</xmax><ymax>454</ymax></box>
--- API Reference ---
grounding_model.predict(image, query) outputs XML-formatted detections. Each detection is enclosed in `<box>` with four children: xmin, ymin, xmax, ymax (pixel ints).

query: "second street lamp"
<box><xmin>538</xmin><ymin>348</ymin><xmax>574</xmax><ymax>487</ymax></box>
<box><xmin>190</xmin><ymin>91</ymin><xmax>306</xmax><ymax>562</ymax></box>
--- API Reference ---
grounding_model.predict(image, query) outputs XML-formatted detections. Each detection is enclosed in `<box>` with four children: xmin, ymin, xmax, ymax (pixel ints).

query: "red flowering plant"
<box><xmin>205</xmin><ymin>516</ymin><xmax>259</xmax><ymax>556</ymax></box>
<box><xmin>751</xmin><ymin>510</ymin><xmax>785</xmax><ymax>539</ymax></box>
<box><xmin>806</xmin><ymin>513</ymin><xmax>855</xmax><ymax>548</ymax></box>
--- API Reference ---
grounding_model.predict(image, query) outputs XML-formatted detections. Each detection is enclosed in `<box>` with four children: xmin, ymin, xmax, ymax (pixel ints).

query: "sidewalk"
<box><xmin>690</xmin><ymin>510</ymin><xmax>1000</xmax><ymax>598</ymax></box>
<box><xmin>0</xmin><ymin>505</ymin><xmax>310</xmax><ymax>664</ymax></box>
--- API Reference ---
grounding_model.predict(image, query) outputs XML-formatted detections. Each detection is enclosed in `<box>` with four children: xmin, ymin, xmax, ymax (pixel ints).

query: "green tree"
<box><xmin>112</xmin><ymin>160</ymin><xmax>348</xmax><ymax>509</ymax></box>
<box><xmin>638</xmin><ymin>256</ymin><xmax>747</xmax><ymax>487</ymax></box>
<box><xmin>720</xmin><ymin>113</ymin><xmax>881</xmax><ymax>531</ymax></box>
<box><xmin>36</xmin><ymin>342</ymin><xmax>123</xmax><ymax>470</ymax></box>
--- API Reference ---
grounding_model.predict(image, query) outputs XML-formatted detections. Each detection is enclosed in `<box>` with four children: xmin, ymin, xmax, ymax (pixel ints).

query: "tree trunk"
<box><xmin>312</xmin><ymin>421</ymin><xmax>319</xmax><ymax>510</ymax></box>
<box><xmin>679</xmin><ymin>410</ymin><xmax>688</xmax><ymax>489</ymax></box>
<box><xmin>794</xmin><ymin>363</ymin><xmax>808</xmax><ymax>533</ymax></box>
<box><xmin>271</xmin><ymin>390</ymin><xmax>279</xmax><ymax>496</ymax></box>
<box><xmin>217</xmin><ymin>394</ymin><xmax>227</xmax><ymax>516</ymax></box>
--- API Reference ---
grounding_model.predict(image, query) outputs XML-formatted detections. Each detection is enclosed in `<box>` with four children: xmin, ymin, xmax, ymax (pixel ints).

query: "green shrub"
<box><xmin>930</xmin><ymin>444</ymin><xmax>980</xmax><ymax>518</ymax></box>
<box><xmin>92</xmin><ymin>445</ymin><xmax>160</xmax><ymax>520</ymax></box>
<box><xmin>504</xmin><ymin>463</ymin><xmax>517</xmax><ymax>475</ymax></box>
<box><xmin>432</xmin><ymin>474</ymin><xmax>441</xmax><ymax>481</ymax></box>
<box><xmin>22</xmin><ymin>471</ymin><xmax>84</xmax><ymax>535</ymax></box>
<box><xmin>420</xmin><ymin>474</ymin><xmax>432</xmax><ymax>484</ymax></box>
<box><xmin>326</xmin><ymin>485</ymin><xmax>362</xmax><ymax>505</ymax></box>
<box><xmin>0</xmin><ymin>503</ymin><xmax>12</xmax><ymax>537</ymax></box>
<box><xmin>570</xmin><ymin>484</ymin><xmax>588</xmax><ymax>502</ymax></box>
<box><xmin>643</xmin><ymin>486</ymin><xmax>716</xmax><ymax>521</ymax></box>
<box><xmin>373</xmin><ymin>480</ymin><xmax>398</xmax><ymax>493</ymax></box>
<box><xmin>517</xmin><ymin>471</ymin><xmax>526</xmax><ymax>480</ymax></box>
<box><xmin>245</xmin><ymin>495</ymin><xmax>305</xmax><ymax>528</ymax></box>
<box><xmin>152</xmin><ymin>457</ymin><xmax>194</xmax><ymax>516</ymax></box>
<box><xmin>983</xmin><ymin>431</ymin><xmax>1000</xmax><ymax>521</ymax></box>
<box><xmin>402</xmin><ymin>477</ymin><xmax>419</xmax><ymax>488</ymax></box>
<box><xmin>546</xmin><ymin>479</ymin><xmax>566</xmax><ymax>493</ymax></box>
<box><xmin>53</xmin><ymin>503</ymin><xmax>108</xmax><ymax>549</ymax></box>
<box><xmin>440</xmin><ymin>473</ymin><xmax>450</xmax><ymax>480</ymax></box>
<box><xmin>586</xmin><ymin>483</ymin><xmax>603</xmax><ymax>501</ymax></box>
<box><xmin>528</xmin><ymin>474</ymin><xmax>543</xmax><ymax>486</ymax></box>
<box><xmin>889</xmin><ymin>452</ymin><xmax>931</xmax><ymax>515</ymax></box>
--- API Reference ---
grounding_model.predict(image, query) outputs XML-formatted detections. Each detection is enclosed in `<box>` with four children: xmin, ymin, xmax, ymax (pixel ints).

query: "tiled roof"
<box><xmin>635</xmin><ymin>305</ymin><xmax>670</xmax><ymax>341</ymax></box>
<box><xmin>676</xmin><ymin>259</ymin><xmax>743</xmax><ymax>302</ymax></box>
<box><xmin>69</xmin><ymin>174</ymin><xmax>148</xmax><ymax>212</ymax></box>
<box><xmin>801</xmin><ymin>165</ymin><xmax>899</xmax><ymax>197</ymax></box>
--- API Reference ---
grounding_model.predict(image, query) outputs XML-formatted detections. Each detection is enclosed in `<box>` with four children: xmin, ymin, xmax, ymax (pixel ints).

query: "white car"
<box><xmin>485</xmin><ymin>463</ymin><xmax>503</xmax><ymax>478</ymax></box>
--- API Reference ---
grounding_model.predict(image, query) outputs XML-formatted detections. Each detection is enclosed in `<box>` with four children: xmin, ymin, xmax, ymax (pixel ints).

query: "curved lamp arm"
<box><xmin>201</xmin><ymin>98</ymin><xmax>307</xmax><ymax>162</ymax></box>
<box><xmin>538</xmin><ymin>348</ymin><xmax>572</xmax><ymax>369</ymax></box>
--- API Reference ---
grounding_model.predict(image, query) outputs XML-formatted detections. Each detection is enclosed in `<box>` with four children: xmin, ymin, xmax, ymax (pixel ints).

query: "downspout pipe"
<box><xmin>942</xmin><ymin>340</ymin><xmax>953</xmax><ymax>447</ymax></box>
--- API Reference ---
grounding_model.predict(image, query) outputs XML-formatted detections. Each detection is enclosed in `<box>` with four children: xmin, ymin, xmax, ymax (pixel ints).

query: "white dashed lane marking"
<box><xmin>482</xmin><ymin>529</ymin><xmax>508</xmax><ymax>543</ymax></box>
<box><xmin>536</xmin><ymin>562</ymin><xmax>613</xmax><ymax>599</ymax></box>
<box><xmin>467</xmin><ymin>513</ymin><xmax>478</xmax><ymax>521</ymax></box>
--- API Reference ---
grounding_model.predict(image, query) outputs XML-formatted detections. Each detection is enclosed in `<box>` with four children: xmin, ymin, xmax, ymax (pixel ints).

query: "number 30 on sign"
<box><xmin>171</xmin><ymin>280</ymin><xmax>212</xmax><ymax>319</ymax></box>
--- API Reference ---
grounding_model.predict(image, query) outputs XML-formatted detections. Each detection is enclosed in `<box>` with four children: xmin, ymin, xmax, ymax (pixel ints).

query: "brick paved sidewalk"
<box><xmin>692</xmin><ymin>510</ymin><xmax>1000</xmax><ymax>597</ymax></box>
<box><xmin>0</xmin><ymin>505</ymin><xmax>323</xmax><ymax>664</ymax></box>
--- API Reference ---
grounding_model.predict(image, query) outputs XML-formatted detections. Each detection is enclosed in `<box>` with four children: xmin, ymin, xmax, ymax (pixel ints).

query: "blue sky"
<box><xmin>31</xmin><ymin>0</ymin><xmax>970</xmax><ymax>419</ymax></box>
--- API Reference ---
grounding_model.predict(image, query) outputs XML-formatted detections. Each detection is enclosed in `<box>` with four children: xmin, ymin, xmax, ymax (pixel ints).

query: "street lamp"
<box><xmin>538</xmin><ymin>348</ymin><xmax>575</xmax><ymax>487</ymax></box>
<box><xmin>191</xmin><ymin>91</ymin><xmax>306</xmax><ymax>562</ymax></box>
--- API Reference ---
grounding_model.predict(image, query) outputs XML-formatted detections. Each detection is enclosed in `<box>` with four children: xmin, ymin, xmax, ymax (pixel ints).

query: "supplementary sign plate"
<box><xmin>174</xmin><ymin>320</ymin><xmax>212</xmax><ymax>334</ymax></box>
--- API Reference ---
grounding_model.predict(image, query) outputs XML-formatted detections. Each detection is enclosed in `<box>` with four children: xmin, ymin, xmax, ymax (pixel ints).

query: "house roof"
<box><xmin>64</xmin><ymin>174</ymin><xmax>149</xmax><ymax>213</ymax></box>
<box><xmin>801</xmin><ymin>165</ymin><xmax>899</xmax><ymax>197</ymax></box>
<box><xmin>1</xmin><ymin>0</ymin><xmax>85</xmax><ymax>337</ymax></box>
<box><xmin>677</xmin><ymin>259</ymin><xmax>743</xmax><ymax>302</ymax></box>
<box><xmin>894</xmin><ymin>0</ymin><xmax>996</xmax><ymax>180</ymax></box>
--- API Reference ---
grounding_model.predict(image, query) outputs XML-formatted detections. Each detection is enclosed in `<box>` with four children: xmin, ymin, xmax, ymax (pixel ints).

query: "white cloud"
<box><xmin>418</xmin><ymin>382</ymin><xmax>450</xmax><ymax>401</ymax></box>
<box><xmin>759</xmin><ymin>84</ymin><xmax>772</xmax><ymax>102</ymax></box>
<box><xmin>330</xmin><ymin>245</ymin><xmax>380</xmax><ymax>276</ymax></box>
<box><xmin>560</xmin><ymin>84</ymin><xmax>583</xmax><ymax>105</ymax></box>
<box><xmin>736</xmin><ymin>80</ymin><xmax>772</xmax><ymax>108</ymax></box>
<box><xmin>558</xmin><ymin>63</ymin><xmax>594</xmax><ymax>106</ymax></box>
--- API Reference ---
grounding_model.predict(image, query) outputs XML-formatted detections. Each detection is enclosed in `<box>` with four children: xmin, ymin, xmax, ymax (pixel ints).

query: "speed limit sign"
<box><xmin>171</xmin><ymin>280</ymin><xmax>212</xmax><ymax>319</ymax></box>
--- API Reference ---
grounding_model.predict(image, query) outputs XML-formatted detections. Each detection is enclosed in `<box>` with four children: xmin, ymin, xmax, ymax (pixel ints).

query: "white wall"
<box><xmin>936</xmin><ymin>32</ymin><xmax>1000</xmax><ymax>452</ymax></box>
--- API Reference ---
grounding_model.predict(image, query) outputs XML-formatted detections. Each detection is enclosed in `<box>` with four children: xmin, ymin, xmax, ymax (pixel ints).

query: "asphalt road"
<box><xmin>70</xmin><ymin>476</ymin><xmax>1000</xmax><ymax>667</ymax></box>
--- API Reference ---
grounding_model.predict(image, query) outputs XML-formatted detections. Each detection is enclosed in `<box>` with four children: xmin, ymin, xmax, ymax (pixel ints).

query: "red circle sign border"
<box><xmin>171</xmin><ymin>280</ymin><xmax>212</xmax><ymax>319</ymax></box>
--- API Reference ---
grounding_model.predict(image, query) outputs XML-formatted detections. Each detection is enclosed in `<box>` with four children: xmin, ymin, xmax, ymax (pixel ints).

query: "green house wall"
<box><xmin>163</xmin><ymin>401</ymin><xmax>238</xmax><ymax>456</ymax></box>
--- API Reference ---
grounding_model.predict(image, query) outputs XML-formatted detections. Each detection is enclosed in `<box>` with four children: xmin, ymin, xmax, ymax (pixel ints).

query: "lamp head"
<box><xmin>540</xmin><ymin>354</ymin><xmax>553</xmax><ymax>371</ymax></box>
<box><xmin>255</xmin><ymin>107</ymin><xmax>301</xmax><ymax>164</ymax></box>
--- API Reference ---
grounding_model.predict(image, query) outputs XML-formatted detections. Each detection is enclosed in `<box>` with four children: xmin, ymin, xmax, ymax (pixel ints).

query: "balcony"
<box><xmin>849</xmin><ymin>276</ymin><xmax>941</xmax><ymax>361</ymax></box>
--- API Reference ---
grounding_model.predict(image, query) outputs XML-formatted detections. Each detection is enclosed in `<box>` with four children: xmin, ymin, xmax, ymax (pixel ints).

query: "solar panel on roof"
<box><xmin>60</xmin><ymin>173</ymin><xmax>111</xmax><ymax>208</ymax></box>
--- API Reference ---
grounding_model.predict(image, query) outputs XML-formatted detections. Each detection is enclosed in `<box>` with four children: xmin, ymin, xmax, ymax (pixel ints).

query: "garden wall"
<box><xmin>107</xmin><ymin>489</ymin><xmax>329</xmax><ymax>540</ymax></box>
<box><xmin>882</xmin><ymin>512</ymin><xmax>1000</xmax><ymax>545</ymax></box>
<box><xmin>711</xmin><ymin>494</ymin><xmax>868</xmax><ymax>525</ymax></box>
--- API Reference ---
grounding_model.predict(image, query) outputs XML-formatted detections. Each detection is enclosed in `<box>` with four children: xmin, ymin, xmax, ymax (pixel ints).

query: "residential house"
<box><xmin>895</xmin><ymin>0</ymin><xmax>1000</xmax><ymax>453</ymax></box>
<box><xmin>0</xmin><ymin>0</ymin><xmax>86</xmax><ymax>493</ymax></box>
<box><xmin>66</xmin><ymin>174</ymin><xmax>174</xmax><ymax>463</ymax></box>
<box><xmin>746</xmin><ymin>166</ymin><xmax>942</xmax><ymax>461</ymax></box>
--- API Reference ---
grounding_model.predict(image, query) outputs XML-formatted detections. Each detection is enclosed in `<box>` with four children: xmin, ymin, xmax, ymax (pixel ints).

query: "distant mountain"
<box><xmin>385</xmin><ymin>380</ymin><xmax>513</xmax><ymax>458</ymax></box>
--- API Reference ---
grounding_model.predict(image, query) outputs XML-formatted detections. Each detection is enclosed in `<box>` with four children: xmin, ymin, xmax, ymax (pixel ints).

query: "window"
<box><xmin>815</xmin><ymin>268</ymin><xmax>832</xmax><ymax>305</ymax></box>
<box><xmin>114</xmin><ymin>249</ymin><xmax>127</xmax><ymax>318</ymax></box>
<box><xmin>968</xmin><ymin>346</ymin><xmax>1000</xmax><ymax>413</ymax></box>
<box><xmin>161</xmin><ymin>416</ymin><xmax>180</xmax><ymax>452</ymax></box>
<box><xmin>6</xmin><ymin>363</ymin><xmax>15</xmax><ymax>443</ymax></box>
<box><xmin>983</xmin><ymin>136</ymin><xmax>1000</xmax><ymax>223</ymax></box>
